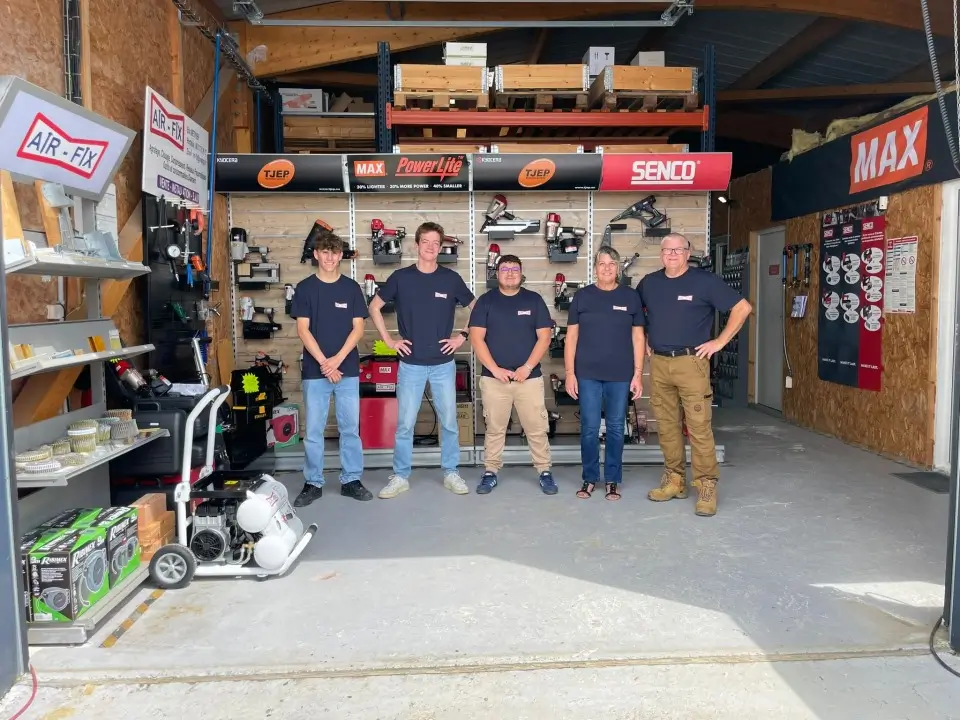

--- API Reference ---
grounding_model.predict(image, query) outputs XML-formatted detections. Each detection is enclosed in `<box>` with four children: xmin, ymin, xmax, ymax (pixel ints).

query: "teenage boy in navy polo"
<box><xmin>290</xmin><ymin>231</ymin><xmax>373</xmax><ymax>507</ymax></box>
<box><xmin>469</xmin><ymin>254</ymin><xmax>557</xmax><ymax>495</ymax></box>
<box><xmin>368</xmin><ymin>221</ymin><xmax>476</xmax><ymax>499</ymax></box>
<box><xmin>638</xmin><ymin>232</ymin><xmax>751</xmax><ymax>517</ymax></box>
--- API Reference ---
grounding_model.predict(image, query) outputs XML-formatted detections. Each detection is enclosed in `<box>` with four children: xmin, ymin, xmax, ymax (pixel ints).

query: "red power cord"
<box><xmin>6</xmin><ymin>665</ymin><xmax>38</xmax><ymax>720</ymax></box>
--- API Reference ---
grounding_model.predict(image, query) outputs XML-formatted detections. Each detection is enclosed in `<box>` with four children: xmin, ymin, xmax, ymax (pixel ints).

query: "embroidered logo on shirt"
<box><xmin>613</xmin><ymin>305</ymin><xmax>627</xmax><ymax>311</ymax></box>
<box><xmin>517</xmin><ymin>310</ymin><xmax>531</xmax><ymax>316</ymax></box>
<box><xmin>678</xmin><ymin>295</ymin><xmax>693</xmax><ymax>301</ymax></box>
<box><xmin>435</xmin><ymin>292</ymin><xmax>447</xmax><ymax>299</ymax></box>
<box><xmin>334</xmin><ymin>302</ymin><xmax>348</xmax><ymax>309</ymax></box>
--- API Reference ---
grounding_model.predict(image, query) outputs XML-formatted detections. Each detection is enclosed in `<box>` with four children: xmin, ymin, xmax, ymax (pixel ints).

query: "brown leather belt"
<box><xmin>652</xmin><ymin>347</ymin><xmax>697</xmax><ymax>357</ymax></box>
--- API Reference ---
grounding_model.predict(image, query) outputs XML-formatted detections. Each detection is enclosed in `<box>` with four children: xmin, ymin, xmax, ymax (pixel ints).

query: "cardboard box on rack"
<box><xmin>267</xmin><ymin>403</ymin><xmax>300</xmax><ymax>449</ymax></box>
<box><xmin>140</xmin><ymin>511</ymin><xmax>176</xmax><ymax>561</ymax></box>
<box><xmin>582</xmin><ymin>47</ymin><xmax>616</xmax><ymax>78</ymax></box>
<box><xmin>457</xmin><ymin>402</ymin><xmax>474</xmax><ymax>445</ymax></box>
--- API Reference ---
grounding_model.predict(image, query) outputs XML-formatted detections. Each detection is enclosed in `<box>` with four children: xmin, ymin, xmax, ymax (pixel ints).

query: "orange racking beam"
<box><xmin>386</xmin><ymin>104</ymin><xmax>710</xmax><ymax>131</ymax></box>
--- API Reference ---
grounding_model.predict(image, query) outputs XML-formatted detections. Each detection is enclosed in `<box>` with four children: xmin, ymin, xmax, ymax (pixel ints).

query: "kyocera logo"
<box><xmin>16</xmin><ymin>113</ymin><xmax>108</xmax><ymax>180</ymax></box>
<box><xmin>149</xmin><ymin>93</ymin><xmax>186</xmax><ymax>151</ymax></box>
<box><xmin>631</xmin><ymin>159</ymin><xmax>697</xmax><ymax>185</ymax></box>
<box><xmin>257</xmin><ymin>159</ymin><xmax>296</xmax><ymax>189</ymax></box>
<box><xmin>354</xmin><ymin>160</ymin><xmax>386</xmax><ymax>177</ymax></box>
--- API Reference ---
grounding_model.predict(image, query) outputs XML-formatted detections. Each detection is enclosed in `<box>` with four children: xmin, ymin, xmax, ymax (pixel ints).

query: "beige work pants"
<box><xmin>480</xmin><ymin>376</ymin><xmax>551</xmax><ymax>472</ymax></box>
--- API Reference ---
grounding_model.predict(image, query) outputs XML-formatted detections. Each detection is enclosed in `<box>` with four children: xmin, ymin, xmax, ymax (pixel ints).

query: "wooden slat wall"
<box><xmin>228</xmin><ymin>190</ymin><xmax>709</xmax><ymax>442</ymax></box>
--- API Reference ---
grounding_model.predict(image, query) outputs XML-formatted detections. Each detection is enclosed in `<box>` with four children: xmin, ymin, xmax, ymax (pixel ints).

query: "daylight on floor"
<box><xmin>1</xmin><ymin>1</ymin><xmax>960</xmax><ymax>718</ymax></box>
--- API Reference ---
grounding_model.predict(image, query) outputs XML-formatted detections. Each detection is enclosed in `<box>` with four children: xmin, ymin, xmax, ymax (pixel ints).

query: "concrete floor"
<box><xmin>3</xmin><ymin>407</ymin><xmax>960</xmax><ymax>719</ymax></box>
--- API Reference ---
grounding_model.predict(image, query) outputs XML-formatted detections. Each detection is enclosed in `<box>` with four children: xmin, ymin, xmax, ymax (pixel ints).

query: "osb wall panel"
<box><xmin>713</xmin><ymin>167</ymin><xmax>773</xmax><ymax>251</ymax></box>
<box><xmin>781</xmin><ymin>185</ymin><xmax>940</xmax><ymax>466</ymax></box>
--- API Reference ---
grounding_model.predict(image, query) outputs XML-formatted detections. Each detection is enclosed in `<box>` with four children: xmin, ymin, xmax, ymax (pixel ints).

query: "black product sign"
<box><xmin>472</xmin><ymin>153</ymin><xmax>603</xmax><ymax>191</ymax></box>
<box><xmin>214</xmin><ymin>154</ymin><xmax>345</xmax><ymax>193</ymax></box>
<box><xmin>817</xmin><ymin>213</ymin><xmax>862</xmax><ymax>387</ymax></box>
<box><xmin>347</xmin><ymin>154</ymin><xmax>470</xmax><ymax>192</ymax></box>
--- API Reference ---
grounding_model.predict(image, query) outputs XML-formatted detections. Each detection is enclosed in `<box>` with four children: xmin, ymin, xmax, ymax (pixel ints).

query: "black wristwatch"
<box><xmin>459</xmin><ymin>330</ymin><xmax>469</xmax><ymax>339</ymax></box>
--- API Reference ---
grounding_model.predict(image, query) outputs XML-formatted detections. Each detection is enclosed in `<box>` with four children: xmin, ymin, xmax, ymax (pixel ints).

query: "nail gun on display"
<box><xmin>240</xmin><ymin>297</ymin><xmax>282</xmax><ymax>340</ymax></box>
<box><xmin>553</xmin><ymin>273</ymin><xmax>580</xmax><ymax>312</ymax></box>
<box><xmin>607</xmin><ymin>195</ymin><xmax>671</xmax><ymax>241</ymax></box>
<box><xmin>363</xmin><ymin>275</ymin><xmax>395</xmax><ymax>313</ymax></box>
<box><xmin>544</xmin><ymin>213</ymin><xmax>585</xmax><ymax>263</ymax></box>
<box><xmin>300</xmin><ymin>219</ymin><xmax>357</xmax><ymax>265</ymax></box>
<box><xmin>231</xmin><ymin>228</ymin><xmax>280</xmax><ymax>289</ymax></box>
<box><xmin>480</xmin><ymin>195</ymin><xmax>541</xmax><ymax>242</ymax></box>
<box><xmin>371</xmin><ymin>219</ymin><xmax>406</xmax><ymax>265</ymax></box>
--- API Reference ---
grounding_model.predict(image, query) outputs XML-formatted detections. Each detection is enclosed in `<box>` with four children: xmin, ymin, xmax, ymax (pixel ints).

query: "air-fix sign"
<box><xmin>142</xmin><ymin>86</ymin><xmax>209</xmax><ymax>209</ymax></box>
<box><xmin>849</xmin><ymin>105</ymin><xmax>928</xmax><ymax>194</ymax></box>
<box><xmin>0</xmin><ymin>75</ymin><xmax>134</xmax><ymax>200</ymax></box>
<box><xmin>347</xmin><ymin>153</ymin><xmax>470</xmax><ymax>192</ymax></box>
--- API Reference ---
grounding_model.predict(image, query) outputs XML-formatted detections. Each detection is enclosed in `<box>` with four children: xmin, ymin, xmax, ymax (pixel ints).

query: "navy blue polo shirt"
<box><xmin>290</xmin><ymin>274</ymin><xmax>368</xmax><ymax>378</ymax></box>
<box><xmin>567</xmin><ymin>284</ymin><xmax>646</xmax><ymax>382</ymax></box>
<box><xmin>637</xmin><ymin>268</ymin><xmax>743</xmax><ymax>351</ymax></box>
<box><xmin>468</xmin><ymin>288</ymin><xmax>553</xmax><ymax>379</ymax></box>
<box><xmin>376</xmin><ymin>264</ymin><xmax>476</xmax><ymax>366</ymax></box>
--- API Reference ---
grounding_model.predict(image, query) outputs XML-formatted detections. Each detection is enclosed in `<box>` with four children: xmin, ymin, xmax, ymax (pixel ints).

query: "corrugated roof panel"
<box><xmin>767</xmin><ymin>24</ymin><xmax>954</xmax><ymax>87</ymax></box>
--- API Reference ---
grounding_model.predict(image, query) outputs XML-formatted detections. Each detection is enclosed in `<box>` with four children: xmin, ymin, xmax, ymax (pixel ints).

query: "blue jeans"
<box><xmin>303</xmin><ymin>376</ymin><xmax>363</xmax><ymax>487</ymax></box>
<box><xmin>394</xmin><ymin>360</ymin><xmax>460</xmax><ymax>478</ymax></box>
<box><xmin>578</xmin><ymin>378</ymin><xmax>630</xmax><ymax>484</ymax></box>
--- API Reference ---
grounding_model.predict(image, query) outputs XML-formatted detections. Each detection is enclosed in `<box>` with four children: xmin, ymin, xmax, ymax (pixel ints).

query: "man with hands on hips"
<box><xmin>638</xmin><ymin>232</ymin><xmax>751</xmax><ymax>517</ymax></box>
<box><xmin>368</xmin><ymin>221</ymin><xmax>476</xmax><ymax>499</ymax></box>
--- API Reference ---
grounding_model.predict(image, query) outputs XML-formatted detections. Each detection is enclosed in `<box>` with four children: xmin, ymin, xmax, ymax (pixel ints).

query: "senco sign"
<box><xmin>0</xmin><ymin>75</ymin><xmax>134</xmax><ymax>200</ymax></box>
<box><xmin>599</xmin><ymin>152</ymin><xmax>733</xmax><ymax>192</ymax></box>
<box><xmin>849</xmin><ymin>106</ymin><xmax>928</xmax><ymax>194</ymax></box>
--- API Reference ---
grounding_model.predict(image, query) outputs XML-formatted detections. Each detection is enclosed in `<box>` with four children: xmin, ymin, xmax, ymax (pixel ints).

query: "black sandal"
<box><xmin>577</xmin><ymin>481</ymin><xmax>596</xmax><ymax>499</ymax></box>
<box><xmin>605</xmin><ymin>482</ymin><xmax>622</xmax><ymax>501</ymax></box>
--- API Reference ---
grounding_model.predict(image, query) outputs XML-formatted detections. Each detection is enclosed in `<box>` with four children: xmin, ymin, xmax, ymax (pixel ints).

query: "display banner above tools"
<box><xmin>214</xmin><ymin>152</ymin><xmax>734</xmax><ymax>194</ymax></box>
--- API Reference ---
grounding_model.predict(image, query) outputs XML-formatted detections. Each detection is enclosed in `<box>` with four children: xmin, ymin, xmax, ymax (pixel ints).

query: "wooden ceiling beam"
<box><xmin>719</xmin><ymin>81</ymin><xmax>938</xmax><ymax>103</ymax></box>
<box><xmin>273</xmin><ymin>70</ymin><xmax>380</xmax><ymax>87</ymax></box>
<box><xmin>240</xmin><ymin>0</ymin><xmax>953</xmax><ymax>78</ymax></box>
<box><xmin>726</xmin><ymin>17</ymin><xmax>849</xmax><ymax>90</ymax></box>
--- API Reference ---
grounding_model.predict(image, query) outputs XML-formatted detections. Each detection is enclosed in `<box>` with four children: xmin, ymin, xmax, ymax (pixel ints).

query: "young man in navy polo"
<box><xmin>290</xmin><ymin>231</ymin><xmax>373</xmax><ymax>507</ymax></box>
<box><xmin>368</xmin><ymin>221</ymin><xmax>476</xmax><ymax>499</ymax></box>
<box><xmin>469</xmin><ymin>254</ymin><xmax>557</xmax><ymax>495</ymax></box>
<box><xmin>637</xmin><ymin>232</ymin><xmax>752</xmax><ymax>517</ymax></box>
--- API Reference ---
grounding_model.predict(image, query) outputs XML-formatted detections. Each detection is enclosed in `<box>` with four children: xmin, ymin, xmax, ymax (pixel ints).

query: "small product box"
<box><xmin>29</xmin><ymin>527</ymin><xmax>110</xmax><ymax>623</ymax></box>
<box><xmin>39</xmin><ymin>508</ymin><xmax>105</xmax><ymax>529</ymax></box>
<box><xmin>582</xmin><ymin>47</ymin><xmax>616</xmax><ymax>77</ymax></box>
<box><xmin>268</xmin><ymin>403</ymin><xmax>300</xmax><ymax>449</ymax></box>
<box><xmin>630</xmin><ymin>51</ymin><xmax>665</xmax><ymax>66</ymax></box>
<box><xmin>88</xmin><ymin>507</ymin><xmax>141</xmax><ymax>587</ymax></box>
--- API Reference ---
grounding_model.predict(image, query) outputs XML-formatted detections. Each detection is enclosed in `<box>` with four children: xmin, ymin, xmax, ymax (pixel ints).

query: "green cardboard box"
<box><xmin>29</xmin><ymin>527</ymin><xmax>110</xmax><ymax>623</ymax></box>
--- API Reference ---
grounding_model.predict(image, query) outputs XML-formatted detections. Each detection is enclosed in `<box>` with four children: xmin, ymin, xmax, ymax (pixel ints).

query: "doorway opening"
<box><xmin>755</xmin><ymin>227</ymin><xmax>786</xmax><ymax>413</ymax></box>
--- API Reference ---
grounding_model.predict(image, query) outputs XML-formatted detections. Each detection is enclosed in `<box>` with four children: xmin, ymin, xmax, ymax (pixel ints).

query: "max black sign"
<box><xmin>472</xmin><ymin>153</ymin><xmax>602</xmax><ymax>192</ymax></box>
<box><xmin>347</xmin><ymin>154</ymin><xmax>469</xmax><ymax>192</ymax></box>
<box><xmin>214</xmin><ymin>154</ymin><xmax>345</xmax><ymax>193</ymax></box>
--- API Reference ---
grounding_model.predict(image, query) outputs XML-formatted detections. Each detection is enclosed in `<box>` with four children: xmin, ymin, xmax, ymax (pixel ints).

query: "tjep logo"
<box><xmin>148</xmin><ymin>92</ymin><xmax>185</xmax><ymax>151</ymax></box>
<box><xmin>16</xmin><ymin>113</ymin><xmax>108</xmax><ymax>180</ymax></box>
<box><xmin>518</xmin><ymin>158</ymin><xmax>556</xmax><ymax>188</ymax></box>
<box><xmin>257</xmin><ymin>159</ymin><xmax>296</xmax><ymax>189</ymax></box>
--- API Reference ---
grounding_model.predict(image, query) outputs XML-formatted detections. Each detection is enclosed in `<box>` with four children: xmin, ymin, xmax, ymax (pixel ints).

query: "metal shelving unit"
<box><xmin>0</xmin><ymin>76</ymin><xmax>155</xmax><ymax>647</ymax></box>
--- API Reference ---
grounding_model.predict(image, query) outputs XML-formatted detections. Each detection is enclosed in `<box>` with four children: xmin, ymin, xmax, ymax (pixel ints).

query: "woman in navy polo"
<box><xmin>563</xmin><ymin>246</ymin><xmax>646</xmax><ymax>500</ymax></box>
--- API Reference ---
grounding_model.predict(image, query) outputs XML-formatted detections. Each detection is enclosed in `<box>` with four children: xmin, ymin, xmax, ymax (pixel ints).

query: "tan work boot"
<box><xmin>695</xmin><ymin>477</ymin><xmax>718</xmax><ymax>517</ymax></box>
<box><xmin>648</xmin><ymin>472</ymin><xmax>687</xmax><ymax>501</ymax></box>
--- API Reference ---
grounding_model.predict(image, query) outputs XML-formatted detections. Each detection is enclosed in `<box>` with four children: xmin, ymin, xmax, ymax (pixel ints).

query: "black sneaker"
<box><xmin>341</xmin><ymin>480</ymin><xmax>373</xmax><ymax>501</ymax></box>
<box><xmin>294</xmin><ymin>483</ymin><xmax>323</xmax><ymax>507</ymax></box>
<box><xmin>539</xmin><ymin>471</ymin><xmax>558</xmax><ymax>495</ymax></box>
<box><xmin>477</xmin><ymin>471</ymin><xmax>498</xmax><ymax>494</ymax></box>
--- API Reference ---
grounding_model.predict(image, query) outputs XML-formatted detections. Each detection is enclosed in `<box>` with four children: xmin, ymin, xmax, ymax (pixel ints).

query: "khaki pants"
<box><xmin>649</xmin><ymin>354</ymin><xmax>720</xmax><ymax>484</ymax></box>
<box><xmin>480</xmin><ymin>376</ymin><xmax>551</xmax><ymax>472</ymax></box>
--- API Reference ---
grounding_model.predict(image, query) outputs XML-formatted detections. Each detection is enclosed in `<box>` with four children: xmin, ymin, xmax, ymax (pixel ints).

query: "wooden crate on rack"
<box><xmin>395</xmin><ymin>143</ymin><xmax>487</xmax><ymax>153</ymax></box>
<box><xmin>588</xmin><ymin>66</ymin><xmax>699</xmax><ymax>111</ymax></box>
<box><xmin>393</xmin><ymin>64</ymin><xmax>490</xmax><ymax>110</ymax></box>
<box><xmin>492</xmin><ymin>64</ymin><xmax>589</xmax><ymax>109</ymax></box>
<box><xmin>489</xmin><ymin>143</ymin><xmax>584</xmax><ymax>154</ymax></box>
<box><xmin>597</xmin><ymin>143</ymin><xmax>689</xmax><ymax>153</ymax></box>
<box><xmin>283</xmin><ymin>115</ymin><xmax>375</xmax><ymax>153</ymax></box>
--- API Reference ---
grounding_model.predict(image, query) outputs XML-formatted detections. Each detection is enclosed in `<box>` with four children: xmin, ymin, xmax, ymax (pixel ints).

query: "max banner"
<box><xmin>214</xmin><ymin>152</ymin><xmax>734</xmax><ymax>193</ymax></box>
<box><xmin>772</xmin><ymin>93</ymin><xmax>960</xmax><ymax>221</ymax></box>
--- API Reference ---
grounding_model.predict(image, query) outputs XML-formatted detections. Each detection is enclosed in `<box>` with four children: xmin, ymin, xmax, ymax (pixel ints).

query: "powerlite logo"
<box><xmin>149</xmin><ymin>92</ymin><xmax>185</xmax><ymax>151</ymax></box>
<box><xmin>850</xmin><ymin>105</ymin><xmax>928</xmax><ymax>193</ymax></box>
<box><xmin>394</xmin><ymin>156</ymin><xmax>465</xmax><ymax>181</ymax></box>
<box><xmin>16</xmin><ymin>113</ymin><xmax>108</xmax><ymax>180</ymax></box>
<box><xmin>631</xmin><ymin>159</ymin><xmax>697</xmax><ymax>186</ymax></box>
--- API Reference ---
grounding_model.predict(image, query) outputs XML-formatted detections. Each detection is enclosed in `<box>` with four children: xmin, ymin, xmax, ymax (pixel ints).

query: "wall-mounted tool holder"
<box><xmin>240</xmin><ymin>297</ymin><xmax>282</xmax><ymax>340</ymax></box>
<box><xmin>479</xmin><ymin>194</ymin><xmax>541</xmax><ymax>242</ymax></box>
<box><xmin>713</xmin><ymin>247</ymin><xmax>749</xmax><ymax>407</ymax></box>
<box><xmin>437</xmin><ymin>234</ymin><xmax>463</xmax><ymax>265</ymax></box>
<box><xmin>545</xmin><ymin>212</ymin><xmax>585</xmax><ymax>264</ymax></box>
<box><xmin>231</xmin><ymin>227</ymin><xmax>280</xmax><ymax>289</ymax></box>
<box><xmin>553</xmin><ymin>274</ymin><xmax>580</xmax><ymax>312</ymax></box>
<box><xmin>363</xmin><ymin>274</ymin><xmax>395</xmax><ymax>314</ymax></box>
<box><xmin>549</xmin><ymin>322</ymin><xmax>567</xmax><ymax>359</ymax></box>
<box><xmin>608</xmin><ymin>195</ymin><xmax>671</xmax><ymax>240</ymax></box>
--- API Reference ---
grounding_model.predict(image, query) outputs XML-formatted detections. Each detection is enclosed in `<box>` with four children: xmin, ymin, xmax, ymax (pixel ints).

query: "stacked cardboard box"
<box><xmin>443</xmin><ymin>42</ymin><xmax>487</xmax><ymax>67</ymax></box>
<box><xmin>131</xmin><ymin>493</ymin><xmax>175</xmax><ymax>561</ymax></box>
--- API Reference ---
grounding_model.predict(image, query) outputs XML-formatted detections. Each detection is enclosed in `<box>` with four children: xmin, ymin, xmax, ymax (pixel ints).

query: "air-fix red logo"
<box><xmin>395</xmin><ymin>155</ymin><xmax>464</xmax><ymax>182</ymax></box>
<box><xmin>16</xmin><ymin>113</ymin><xmax>108</xmax><ymax>180</ymax></box>
<box><xmin>354</xmin><ymin>160</ymin><xmax>386</xmax><ymax>177</ymax></box>
<box><xmin>599</xmin><ymin>153</ymin><xmax>732</xmax><ymax>192</ymax></box>
<box><xmin>149</xmin><ymin>92</ymin><xmax>185</xmax><ymax>151</ymax></box>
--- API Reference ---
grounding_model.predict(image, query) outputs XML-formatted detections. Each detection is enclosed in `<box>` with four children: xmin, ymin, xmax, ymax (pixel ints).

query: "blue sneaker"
<box><xmin>539</xmin><ymin>471</ymin><xmax>558</xmax><ymax>495</ymax></box>
<box><xmin>477</xmin><ymin>471</ymin><xmax>498</xmax><ymax>494</ymax></box>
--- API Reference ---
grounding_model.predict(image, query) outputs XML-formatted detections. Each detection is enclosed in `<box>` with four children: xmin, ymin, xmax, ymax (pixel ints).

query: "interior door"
<box><xmin>757</xmin><ymin>228</ymin><xmax>786</xmax><ymax>411</ymax></box>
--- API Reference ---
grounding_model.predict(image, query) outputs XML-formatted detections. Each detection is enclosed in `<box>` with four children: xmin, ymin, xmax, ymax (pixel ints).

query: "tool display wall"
<box><xmin>713</xmin><ymin>247</ymin><xmax>750</xmax><ymax>407</ymax></box>
<box><xmin>220</xmin><ymin>150</ymin><xmax>730</xmax><ymax>467</ymax></box>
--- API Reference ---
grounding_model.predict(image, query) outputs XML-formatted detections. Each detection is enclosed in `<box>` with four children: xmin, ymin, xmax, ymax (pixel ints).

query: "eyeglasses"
<box><xmin>498</xmin><ymin>266</ymin><xmax>522</xmax><ymax>274</ymax></box>
<box><xmin>661</xmin><ymin>247</ymin><xmax>688</xmax><ymax>255</ymax></box>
